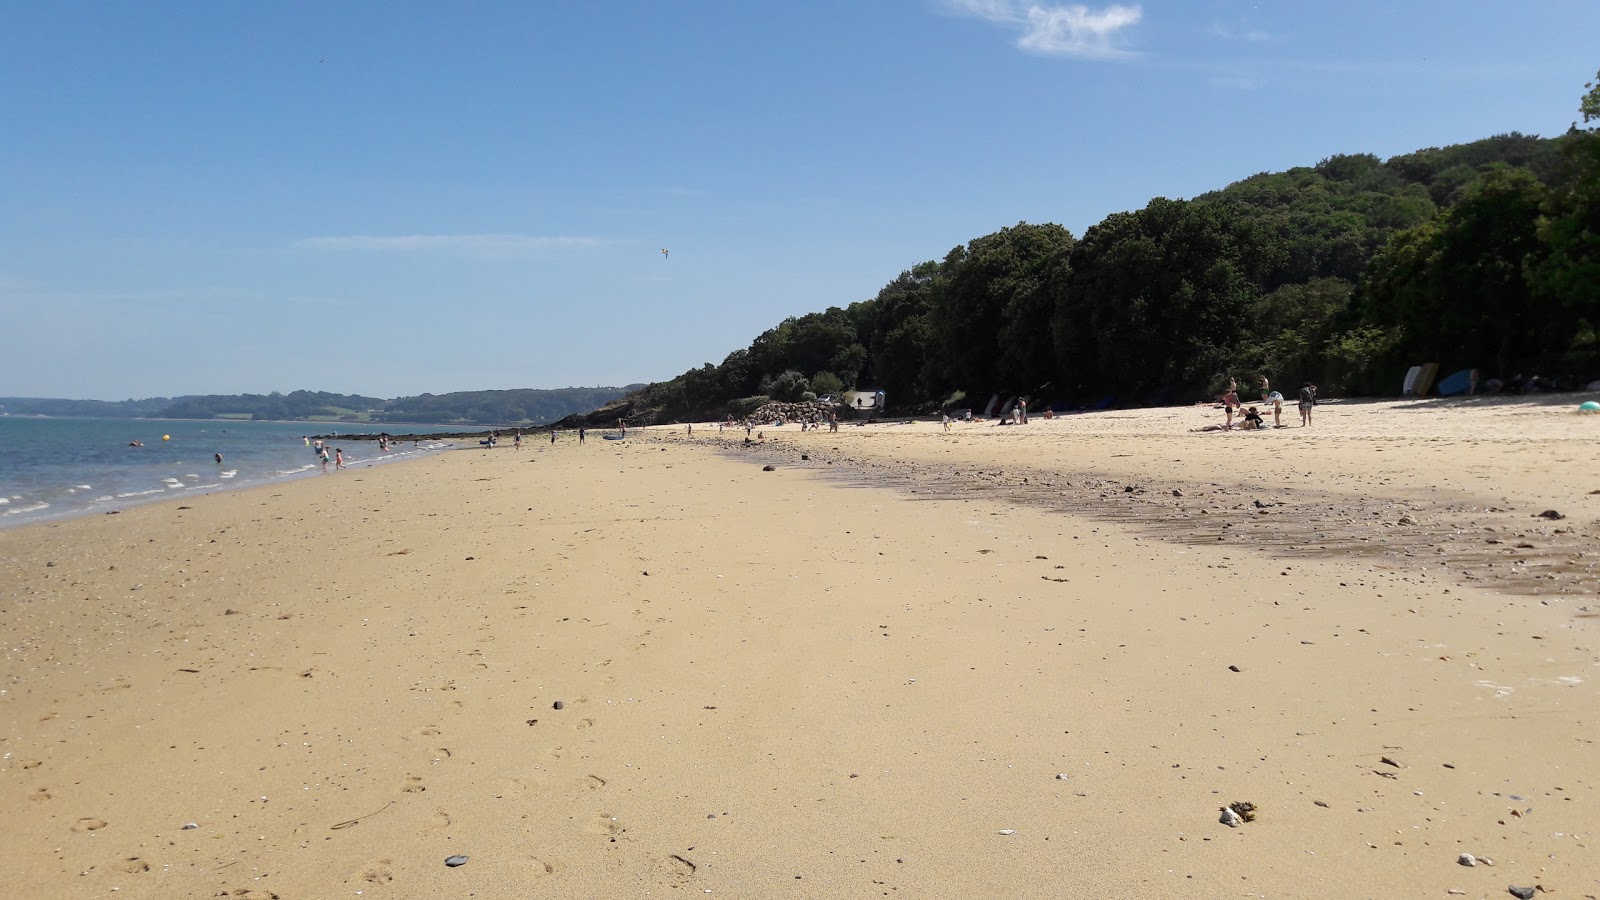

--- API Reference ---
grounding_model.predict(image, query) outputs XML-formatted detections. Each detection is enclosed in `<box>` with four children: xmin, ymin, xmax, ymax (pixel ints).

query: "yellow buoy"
<box><xmin>162</xmin><ymin>434</ymin><xmax>171</xmax><ymax>441</ymax></box>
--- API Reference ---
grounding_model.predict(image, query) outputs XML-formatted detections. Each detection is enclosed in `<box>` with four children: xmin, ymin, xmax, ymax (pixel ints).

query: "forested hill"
<box><xmin>564</xmin><ymin>74</ymin><xmax>1600</xmax><ymax>427</ymax></box>
<box><xmin>0</xmin><ymin>385</ymin><xmax>642</xmax><ymax>425</ymax></box>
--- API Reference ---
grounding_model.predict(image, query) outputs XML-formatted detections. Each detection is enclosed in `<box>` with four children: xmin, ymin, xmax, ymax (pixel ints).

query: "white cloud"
<box><xmin>297</xmin><ymin>233</ymin><xmax>602</xmax><ymax>259</ymax></box>
<box><xmin>1209</xmin><ymin>23</ymin><xmax>1273</xmax><ymax>42</ymax></box>
<box><xmin>943</xmin><ymin>1</ymin><xmax>1142</xmax><ymax>60</ymax></box>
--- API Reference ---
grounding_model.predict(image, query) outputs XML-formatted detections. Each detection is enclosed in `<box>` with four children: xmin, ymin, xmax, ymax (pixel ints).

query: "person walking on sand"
<box><xmin>942</xmin><ymin>412</ymin><xmax>951</xmax><ymax>432</ymax></box>
<box><xmin>514</xmin><ymin>431</ymin><xmax>522</xmax><ymax>450</ymax></box>
<box><xmin>1019</xmin><ymin>398</ymin><xmax>1028</xmax><ymax>424</ymax></box>
<box><xmin>1298</xmin><ymin>382</ymin><xmax>1317</xmax><ymax>426</ymax></box>
<box><xmin>551</xmin><ymin>428</ymin><xmax>557</xmax><ymax>444</ymax></box>
<box><xmin>578</xmin><ymin>427</ymin><xmax>586</xmax><ymax>444</ymax></box>
<box><xmin>1223</xmin><ymin>386</ymin><xmax>1240</xmax><ymax>429</ymax></box>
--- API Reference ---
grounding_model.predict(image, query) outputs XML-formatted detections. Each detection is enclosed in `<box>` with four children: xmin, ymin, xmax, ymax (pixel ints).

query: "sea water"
<box><xmin>0</xmin><ymin>417</ymin><xmax>467</xmax><ymax>528</ymax></box>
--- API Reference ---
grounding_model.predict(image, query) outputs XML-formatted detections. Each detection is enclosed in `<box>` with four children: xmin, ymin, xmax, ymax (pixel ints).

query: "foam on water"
<box><xmin>0</xmin><ymin>417</ymin><xmax>468</xmax><ymax>528</ymax></box>
<box><xmin>3</xmin><ymin>502</ymin><xmax>50</xmax><ymax>516</ymax></box>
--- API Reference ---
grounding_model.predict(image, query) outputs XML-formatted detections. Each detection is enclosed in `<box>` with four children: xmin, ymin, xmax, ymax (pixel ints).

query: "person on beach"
<box><xmin>215</xmin><ymin>452</ymin><xmax>223</xmax><ymax>464</ymax></box>
<box><xmin>1019</xmin><ymin>399</ymin><xmax>1028</xmax><ymax>424</ymax></box>
<box><xmin>551</xmin><ymin>428</ymin><xmax>557</xmax><ymax>444</ymax></box>
<box><xmin>319</xmin><ymin>447</ymin><xmax>330</xmax><ymax>472</ymax></box>
<box><xmin>687</xmin><ymin>423</ymin><xmax>693</xmax><ymax>436</ymax></box>
<box><xmin>513</xmin><ymin>431</ymin><xmax>522</xmax><ymax>450</ymax></box>
<box><xmin>1223</xmin><ymin>387</ymin><xmax>1240</xmax><ymax>429</ymax></box>
<box><xmin>578</xmin><ymin>427</ymin><xmax>586</xmax><ymax>444</ymax></box>
<box><xmin>335</xmin><ymin>448</ymin><xmax>346</xmax><ymax>470</ymax></box>
<box><xmin>1298</xmin><ymin>382</ymin><xmax>1317</xmax><ymax>426</ymax></box>
<box><xmin>1259</xmin><ymin>375</ymin><xmax>1270</xmax><ymax>398</ymax></box>
<box><xmin>1265</xmin><ymin>390</ymin><xmax>1285</xmax><ymax>427</ymax></box>
<box><xmin>1240</xmin><ymin>407</ymin><xmax>1265</xmax><ymax>430</ymax></box>
<box><xmin>942</xmin><ymin>413</ymin><xmax>951</xmax><ymax>432</ymax></box>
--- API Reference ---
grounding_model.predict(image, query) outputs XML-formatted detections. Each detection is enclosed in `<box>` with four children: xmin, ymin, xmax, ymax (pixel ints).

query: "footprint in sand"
<box><xmin>526</xmin><ymin>857</ymin><xmax>558</xmax><ymax>876</ymax></box>
<box><xmin>584</xmin><ymin>814</ymin><xmax>623</xmax><ymax>836</ymax></box>
<box><xmin>30</xmin><ymin>787</ymin><xmax>51</xmax><ymax>801</ymax></box>
<box><xmin>219</xmin><ymin>890</ymin><xmax>281</xmax><ymax>899</ymax></box>
<box><xmin>584</xmin><ymin>774</ymin><xmax>607</xmax><ymax>790</ymax></box>
<box><xmin>428</xmin><ymin>809</ymin><xmax>452</xmax><ymax>829</ymax></box>
<box><xmin>359</xmin><ymin>860</ymin><xmax>394</xmax><ymax>883</ymax></box>
<box><xmin>574</xmin><ymin>717</ymin><xmax>595</xmax><ymax>730</ymax></box>
<box><xmin>665</xmin><ymin>854</ymin><xmax>697</xmax><ymax>877</ymax></box>
<box><xmin>417</xmin><ymin>726</ymin><xmax>441</xmax><ymax>737</ymax></box>
<box><xmin>430</xmin><ymin>747</ymin><xmax>453</xmax><ymax>761</ymax></box>
<box><xmin>72</xmin><ymin>817</ymin><xmax>107</xmax><ymax>832</ymax></box>
<box><xmin>118</xmin><ymin>857</ymin><xmax>150</xmax><ymax>874</ymax></box>
<box><xmin>19</xmin><ymin>758</ymin><xmax>43</xmax><ymax>769</ymax></box>
<box><xmin>401</xmin><ymin>776</ymin><xmax>426</xmax><ymax>793</ymax></box>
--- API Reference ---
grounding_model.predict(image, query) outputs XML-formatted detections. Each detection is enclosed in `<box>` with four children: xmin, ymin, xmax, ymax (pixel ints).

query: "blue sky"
<box><xmin>3</xmin><ymin>1</ymin><xmax>1596</xmax><ymax>400</ymax></box>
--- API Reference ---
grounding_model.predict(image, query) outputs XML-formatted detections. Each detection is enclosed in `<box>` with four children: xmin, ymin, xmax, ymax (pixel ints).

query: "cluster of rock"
<box><xmin>744</xmin><ymin>400</ymin><xmax>838</xmax><ymax>424</ymax></box>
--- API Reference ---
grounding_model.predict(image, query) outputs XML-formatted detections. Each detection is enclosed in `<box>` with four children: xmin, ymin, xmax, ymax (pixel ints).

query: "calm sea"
<box><xmin>0</xmin><ymin>417</ymin><xmax>467</xmax><ymax>528</ymax></box>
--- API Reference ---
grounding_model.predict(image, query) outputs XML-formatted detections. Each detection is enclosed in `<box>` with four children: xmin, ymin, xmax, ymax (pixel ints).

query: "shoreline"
<box><xmin>2</xmin><ymin>401</ymin><xmax>1595</xmax><ymax>898</ymax></box>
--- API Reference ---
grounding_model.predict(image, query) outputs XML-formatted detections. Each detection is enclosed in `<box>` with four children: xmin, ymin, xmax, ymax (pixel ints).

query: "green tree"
<box><xmin>930</xmin><ymin>222</ymin><xmax>1075</xmax><ymax>397</ymax></box>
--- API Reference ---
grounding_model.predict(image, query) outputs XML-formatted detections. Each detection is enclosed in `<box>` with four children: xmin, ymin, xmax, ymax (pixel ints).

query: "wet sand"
<box><xmin>2</xmin><ymin>397</ymin><xmax>1596</xmax><ymax>898</ymax></box>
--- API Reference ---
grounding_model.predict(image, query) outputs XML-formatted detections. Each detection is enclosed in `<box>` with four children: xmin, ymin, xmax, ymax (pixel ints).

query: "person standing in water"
<box><xmin>335</xmin><ymin>448</ymin><xmax>346</xmax><ymax>470</ymax></box>
<box><xmin>215</xmin><ymin>452</ymin><xmax>223</xmax><ymax>465</ymax></box>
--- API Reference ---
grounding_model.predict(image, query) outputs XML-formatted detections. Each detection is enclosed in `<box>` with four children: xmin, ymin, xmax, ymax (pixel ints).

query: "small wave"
<box><xmin>66</xmin><ymin>484</ymin><xmax>94</xmax><ymax>494</ymax></box>
<box><xmin>90</xmin><ymin>495</ymin><xmax>115</xmax><ymax>503</ymax></box>
<box><xmin>3</xmin><ymin>501</ymin><xmax>50</xmax><ymax>516</ymax></box>
<box><xmin>117</xmin><ymin>489</ymin><xmax>166</xmax><ymax>498</ymax></box>
<box><xmin>194</xmin><ymin>482</ymin><xmax>223</xmax><ymax>489</ymax></box>
<box><xmin>184</xmin><ymin>473</ymin><xmax>199</xmax><ymax>481</ymax></box>
<box><xmin>162</xmin><ymin>478</ymin><xmax>184</xmax><ymax>487</ymax></box>
<box><xmin>0</xmin><ymin>497</ymin><xmax>9</xmax><ymax>505</ymax></box>
<box><xmin>220</xmin><ymin>469</ymin><xmax>238</xmax><ymax>479</ymax></box>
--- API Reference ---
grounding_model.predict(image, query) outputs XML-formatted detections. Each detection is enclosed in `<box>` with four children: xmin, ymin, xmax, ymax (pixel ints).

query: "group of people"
<box><xmin>304</xmin><ymin>437</ymin><xmax>346</xmax><ymax>471</ymax></box>
<box><xmin>1200</xmin><ymin>376</ymin><xmax>1317</xmax><ymax>433</ymax></box>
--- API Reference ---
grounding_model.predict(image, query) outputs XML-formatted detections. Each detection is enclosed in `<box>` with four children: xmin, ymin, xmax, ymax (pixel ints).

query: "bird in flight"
<box><xmin>661</xmin><ymin>248</ymin><xmax>669</xmax><ymax>259</ymax></box>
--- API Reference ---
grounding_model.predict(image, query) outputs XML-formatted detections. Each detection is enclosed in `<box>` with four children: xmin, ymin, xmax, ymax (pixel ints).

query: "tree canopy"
<box><xmin>568</xmin><ymin>72</ymin><xmax>1600</xmax><ymax>425</ymax></box>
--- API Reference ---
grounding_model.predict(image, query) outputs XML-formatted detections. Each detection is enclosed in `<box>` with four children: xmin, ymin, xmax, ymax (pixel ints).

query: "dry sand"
<box><xmin>2</xmin><ymin>397</ymin><xmax>1597</xmax><ymax>899</ymax></box>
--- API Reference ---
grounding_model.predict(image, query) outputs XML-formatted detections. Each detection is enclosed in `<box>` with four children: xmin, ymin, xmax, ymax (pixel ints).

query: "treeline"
<box><xmin>379</xmin><ymin>387</ymin><xmax>643</xmax><ymax>424</ymax></box>
<box><xmin>574</xmin><ymin>74</ymin><xmax>1600</xmax><ymax>424</ymax></box>
<box><xmin>1</xmin><ymin>385</ymin><xmax>640</xmax><ymax>425</ymax></box>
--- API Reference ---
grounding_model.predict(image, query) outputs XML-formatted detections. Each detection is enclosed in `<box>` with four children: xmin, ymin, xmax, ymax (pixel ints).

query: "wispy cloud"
<box><xmin>1208</xmin><ymin>74</ymin><xmax>1261</xmax><ymax>91</ymax></box>
<box><xmin>296</xmin><ymin>233</ymin><xmax>603</xmax><ymax>260</ymax></box>
<box><xmin>942</xmin><ymin>1</ymin><xmax>1142</xmax><ymax>60</ymax></box>
<box><xmin>1209</xmin><ymin>23</ymin><xmax>1273</xmax><ymax>42</ymax></box>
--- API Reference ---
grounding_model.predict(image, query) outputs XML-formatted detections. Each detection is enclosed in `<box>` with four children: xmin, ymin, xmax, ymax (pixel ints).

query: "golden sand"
<box><xmin>2</xmin><ymin>397</ymin><xmax>1596</xmax><ymax>898</ymax></box>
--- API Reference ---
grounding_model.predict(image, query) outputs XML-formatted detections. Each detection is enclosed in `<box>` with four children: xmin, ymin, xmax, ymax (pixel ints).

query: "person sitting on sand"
<box><xmin>1239</xmin><ymin>406</ymin><xmax>1265</xmax><ymax>430</ymax></box>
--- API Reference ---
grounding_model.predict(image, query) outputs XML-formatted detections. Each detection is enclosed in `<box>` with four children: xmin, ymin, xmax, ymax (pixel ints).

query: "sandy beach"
<box><xmin>3</xmin><ymin>397</ymin><xmax>1597</xmax><ymax>899</ymax></box>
